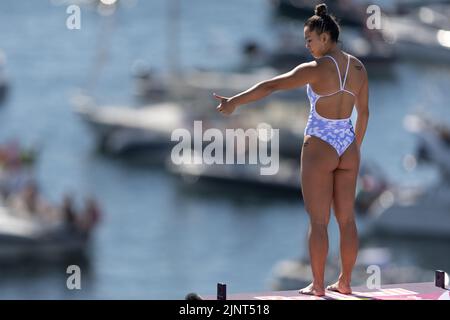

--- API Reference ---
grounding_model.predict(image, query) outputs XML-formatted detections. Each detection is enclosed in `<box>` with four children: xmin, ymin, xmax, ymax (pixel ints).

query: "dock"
<box><xmin>207</xmin><ymin>282</ymin><xmax>448</xmax><ymax>300</ymax></box>
<box><xmin>191</xmin><ymin>271</ymin><xmax>449</xmax><ymax>300</ymax></box>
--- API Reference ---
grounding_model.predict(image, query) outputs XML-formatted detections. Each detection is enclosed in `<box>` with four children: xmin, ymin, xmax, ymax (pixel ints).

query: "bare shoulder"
<box><xmin>290</xmin><ymin>60</ymin><xmax>319</xmax><ymax>81</ymax></box>
<box><xmin>297</xmin><ymin>60</ymin><xmax>318</xmax><ymax>70</ymax></box>
<box><xmin>311</xmin><ymin>57</ymin><xmax>328</xmax><ymax>68</ymax></box>
<box><xmin>288</xmin><ymin>60</ymin><xmax>318</xmax><ymax>73</ymax></box>
<box><xmin>300</xmin><ymin>59</ymin><xmax>323</xmax><ymax>81</ymax></box>
<box><xmin>347</xmin><ymin>54</ymin><xmax>368</xmax><ymax>79</ymax></box>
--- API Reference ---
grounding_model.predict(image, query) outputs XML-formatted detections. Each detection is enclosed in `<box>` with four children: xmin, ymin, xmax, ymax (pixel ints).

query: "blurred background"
<box><xmin>0</xmin><ymin>0</ymin><xmax>449</xmax><ymax>299</ymax></box>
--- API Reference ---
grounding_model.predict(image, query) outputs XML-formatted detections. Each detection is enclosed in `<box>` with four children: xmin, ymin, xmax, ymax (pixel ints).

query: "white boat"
<box><xmin>0</xmin><ymin>205</ymin><xmax>91</xmax><ymax>262</ymax></box>
<box><xmin>73</xmin><ymin>93</ymin><xmax>311</xmax><ymax>161</ymax></box>
<box><xmin>73</xmin><ymin>94</ymin><xmax>189</xmax><ymax>160</ymax></box>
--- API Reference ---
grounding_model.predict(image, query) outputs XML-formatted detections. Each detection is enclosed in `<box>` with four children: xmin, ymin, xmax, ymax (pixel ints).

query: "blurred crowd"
<box><xmin>0</xmin><ymin>140</ymin><xmax>101</xmax><ymax>236</ymax></box>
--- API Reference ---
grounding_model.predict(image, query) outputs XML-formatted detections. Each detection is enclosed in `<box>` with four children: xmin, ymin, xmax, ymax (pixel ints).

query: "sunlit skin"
<box><xmin>300</xmin><ymin>26</ymin><xmax>357</xmax><ymax>297</ymax></box>
<box><xmin>213</xmin><ymin>25</ymin><xmax>369</xmax><ymax>297</ymax></box>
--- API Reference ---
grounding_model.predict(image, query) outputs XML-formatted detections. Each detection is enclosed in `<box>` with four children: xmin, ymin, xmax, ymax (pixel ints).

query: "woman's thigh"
<box><xmin>332</xmin><ymin>140</ymin><xmax>360</xmax><ymax>223</ymax></box>
<box><xmin>300</xmin><ymin>135</ymin><xmax>339</xmax><ymax>224</ymax></box>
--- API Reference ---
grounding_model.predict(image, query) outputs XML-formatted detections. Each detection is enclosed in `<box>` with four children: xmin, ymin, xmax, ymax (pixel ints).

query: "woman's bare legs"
<box><xmin>299</xmin><ymin>136</ymin><xmax>339</xmax><ymax>296</ymax></box>
<box><xmin>327</xmin><ymin>140</ymin><xmax>360</xmax><ymax>294</ymax></box>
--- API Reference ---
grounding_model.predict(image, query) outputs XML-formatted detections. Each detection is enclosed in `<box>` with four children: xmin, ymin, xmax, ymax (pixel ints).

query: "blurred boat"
<box><xmin>239</xmin><ymin>27</ymin><xmax>396</xmax><ymax>73</ymax></box>
<box><xmin>165</xmin><ymin>129</ymin><xmax>297</xmax><ymax>192</ymax></box>
<box><xmin>269</xmin><ymin>0</ymin><xmax>368</xmax><ymax>28</ymax></box>
<box><xmin>404</xmin><ymin>112</ymin><xmax>450</xmax><ymax>178</ymax></box>
<box><xmin>0</xmin><ymin>137</ymin><xmax>100</xmax><ymax>263</ymax></box>
<box><xmin>131</xmin><ymin>64</ymin><xmax>302</xmax><ymax>104</ymax></box>
<box><xmin>168</xmin><ymin>155</ymin><xmax>389</xmax><ymax>215</ymax></box>
<box><xmin>72</xmin><ymin>94</ymin><xmax>189</xmax><ymax>162</ymax></box>
<box><xmin>167</xmin><ymin>157</ymin><xmax>302</xmax><ymax>197</ymax></box>
<box><xmin>394</xmin><ymin>0</ymin><xmax>450</xmax><ymax>15</ymax></box>
<box><xmin>73</xmin><ymin>91</ymin><xmax>311</xmax><ymax>163</ymax></box>
<box><xmin>361</xmin><ymin>113</ymin><xmax>450</xmax><ymax>239</ymax></box>
<box><xmin>354</xmin><ymin>160</ymin><xmax>391</xmax><ymax>215</ymax></box>
<box><xmin>364</xmin><ymin>181</ymin><xmax>450</xmax><ymax>239</ymax></box>
<box><xmin>0</xmin><ymin>205</ymin><xmax>93</xmax><ymax>262</ymax></box>
<box><xmin>173</xmin><ymin>68</ymin><xmax>294</xmax><ymax>101</ymax></box>
<box><xmin>0</xmin><ymin>49</ymin><xmax>9</xmax><ymax>105</ymax></box>
<box><xmin>380</xmin><ymin>12</ymin><xmax>450</xmax><ymax>63</ymax></box>
<box><xmin>131</xmin><ymin>61</ymin><xmax>169</xmax><ymax>103</ymax></box>
<box><xmin>400</xmin><ymin>3</ymin><xmax>450</xmax><ymax>30</ymax></box>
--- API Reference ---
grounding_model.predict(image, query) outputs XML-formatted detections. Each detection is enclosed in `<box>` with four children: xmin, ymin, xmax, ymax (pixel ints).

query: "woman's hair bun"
<box><xmin>315</xmin><ymin>3</ymin><xmax>328</xmax><ymax>17</ymax></box>
<box><xmin>305</xmin><ymin>3</ymin><xmax>340</xmax><ymax>42</ymax></box>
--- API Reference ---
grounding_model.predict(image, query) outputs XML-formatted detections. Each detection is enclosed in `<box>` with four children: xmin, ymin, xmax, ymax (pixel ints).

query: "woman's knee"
<box><xmin>336</xmin><ymin>216</ymin><xmax>356</xmax><ymax>229</ymax></box>
<box><xmin>309</xmin><ymin>219</ymin><xmax>330</xmax><ymax>229</ymax></box>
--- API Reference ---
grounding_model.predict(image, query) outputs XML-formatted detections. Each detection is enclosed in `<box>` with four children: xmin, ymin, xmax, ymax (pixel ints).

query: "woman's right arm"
<box><xmin>215</xmin><ymin>61</ymin><xmax>317</xmax><ymax>115</ymax></box>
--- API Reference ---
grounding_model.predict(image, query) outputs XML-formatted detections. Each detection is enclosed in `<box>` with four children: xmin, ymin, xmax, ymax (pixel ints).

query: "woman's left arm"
<box><xmin>354</xmin><ymin>73</ymin><xmax>369</xmax><ymax>148</ymax></box>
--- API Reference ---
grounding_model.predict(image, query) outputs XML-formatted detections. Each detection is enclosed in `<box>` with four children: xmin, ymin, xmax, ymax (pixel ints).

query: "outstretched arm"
<box><xmin>215</xmin><ymin>61</ymin><xmax>317</xmax><ymax>115</ymax></box>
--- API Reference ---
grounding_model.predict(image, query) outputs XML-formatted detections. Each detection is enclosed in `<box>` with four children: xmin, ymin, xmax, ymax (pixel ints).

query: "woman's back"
<box><xmin>308</xmin><ymin>52</ymin><xmax>366</xmax><ymax>120</ymax></box>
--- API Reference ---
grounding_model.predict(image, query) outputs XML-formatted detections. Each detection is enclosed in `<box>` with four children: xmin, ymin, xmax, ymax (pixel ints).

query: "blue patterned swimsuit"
<box><xmin>304</xmin><ymin>54</ymin><xmax>356</xmax><ymax>157</ymax></box>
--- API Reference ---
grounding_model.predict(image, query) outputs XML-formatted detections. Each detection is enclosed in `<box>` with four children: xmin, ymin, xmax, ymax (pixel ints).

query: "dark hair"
<box><xmin>304</xmin><ymin>3</ymin><xmax>340</xmax><ymax>43</ymax></box>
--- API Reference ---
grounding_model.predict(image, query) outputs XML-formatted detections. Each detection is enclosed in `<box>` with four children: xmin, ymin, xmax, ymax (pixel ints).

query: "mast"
<box><xmin>166</xmin><ymin>0</ymin><xmax>181</xmax><ymax>97</ymax></box>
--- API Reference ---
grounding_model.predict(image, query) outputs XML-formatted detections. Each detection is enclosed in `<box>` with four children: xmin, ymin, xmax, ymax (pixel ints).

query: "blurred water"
<box><xmin>0</xmin><ymin>0</ymin><xmax>449</xmax><ymax>299</ymax></box>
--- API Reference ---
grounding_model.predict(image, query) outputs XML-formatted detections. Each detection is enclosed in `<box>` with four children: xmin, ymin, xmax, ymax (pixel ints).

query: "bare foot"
<box><xmin>326</xmin><ymin>281</ymin><xmax>352</xmax><ymax>294</ymax></box>
<box><xmin>298</xmin><ymin>283</ymin><xmax>325</xmax><ymax>297</ymax></box>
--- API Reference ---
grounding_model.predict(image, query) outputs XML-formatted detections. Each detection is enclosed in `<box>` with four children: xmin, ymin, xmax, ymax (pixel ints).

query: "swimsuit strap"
<box><xmin>308</xmin><ymin>54</ymin><xmax>355</xmax><ymax>98</ymax></box>
<box><xmin>323</xmin><ymin>55</ymin><xmax>343</xmax><ymax>89</ymax></box>
<box><xmin>323</xmin><ymin>54</ymin><xmax>351</xmax><ymax>90</ymax></box>
<box><xmin>341</xmin><ymin>88</ymin><xmax>356</xmax><ymax>97</ymax></box>
<box><xmin>342</xmin><ymin>54</ymin><xmax>351</xmax><ymax>89</ymax></box>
